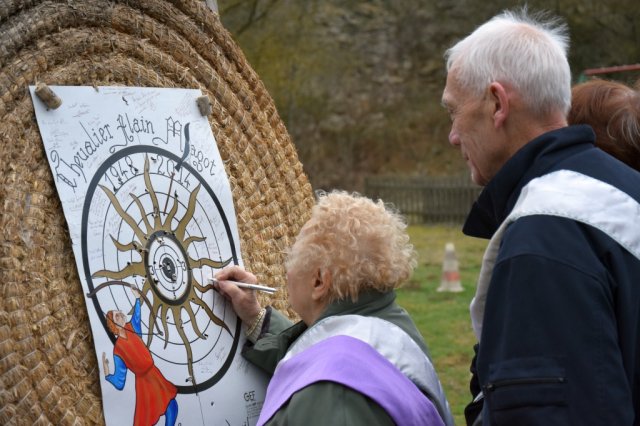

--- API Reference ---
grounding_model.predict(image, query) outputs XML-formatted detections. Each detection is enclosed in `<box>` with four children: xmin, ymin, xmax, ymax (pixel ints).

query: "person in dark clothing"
<box><xmin>569</xmin><ymin>78</ymin><xmax>640</xmax><ymax>172</ymax></box>
<box><xmin>441</xmin><ymin>8</ymin><xmax>640</xmax><ymax>426</ymax></box>
<box><xmin>214</xmin><ymin>191</ymin><xmax>453</xmax><ymax>426</ymax></box>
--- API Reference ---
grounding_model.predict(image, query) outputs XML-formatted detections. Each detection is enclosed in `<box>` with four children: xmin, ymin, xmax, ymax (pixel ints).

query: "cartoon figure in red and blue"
<box><xmin>103</xmin><ymin>288</ymin><xmax>178</xmax><ymax>426</ymax></box>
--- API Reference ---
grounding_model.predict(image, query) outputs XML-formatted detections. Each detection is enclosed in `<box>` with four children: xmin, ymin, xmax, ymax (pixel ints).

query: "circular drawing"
<box><xmin>81</xmin><ymin>144</ymin><xmax>240</xmax><ymax>393</ymax></box>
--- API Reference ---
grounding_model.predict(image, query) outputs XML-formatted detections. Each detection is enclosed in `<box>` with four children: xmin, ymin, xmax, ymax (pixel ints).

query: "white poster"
<box><xmin>29</xmin><ymin>86</ymin><xmax>268</xmax><ymax>426</ymax></box>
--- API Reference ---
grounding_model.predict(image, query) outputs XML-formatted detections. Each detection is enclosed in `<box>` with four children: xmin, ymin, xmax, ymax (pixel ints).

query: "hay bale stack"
<box><xmin>0</xmin><ymin>0</ymin><xmax>314</xmax><ymax>424</ymax></box>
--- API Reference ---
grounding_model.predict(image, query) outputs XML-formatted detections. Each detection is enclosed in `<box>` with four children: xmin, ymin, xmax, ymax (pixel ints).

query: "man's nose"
<box><xmin>448</xmin><ymin>127</ymin><xmax>460</xmax><ymax>146</ymax></box>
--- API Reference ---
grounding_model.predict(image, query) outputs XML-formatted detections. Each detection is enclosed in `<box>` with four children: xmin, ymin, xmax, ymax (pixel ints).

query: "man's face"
<box><xmin>442</xmin><ymin>70</ymin><xmax>506</xmax><ymax>186</ymax></box>
<box><xmin>113</xmin><ymin>311</ymin><xmax>127</xmax><ymax>328</ymax></box>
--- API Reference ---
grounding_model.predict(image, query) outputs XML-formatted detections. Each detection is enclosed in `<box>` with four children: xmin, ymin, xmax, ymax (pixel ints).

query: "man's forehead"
<box><xmin>441</xmin><ymin>70</ymin><xmax>460</xmax><ymax>104</ymax></box>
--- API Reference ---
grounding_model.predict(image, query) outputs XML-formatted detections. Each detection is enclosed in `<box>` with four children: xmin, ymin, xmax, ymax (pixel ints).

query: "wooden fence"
<box><xmin>364</xmin><ymin>174</ymin><xmax>482</xmax><ymax>224</ymax></box>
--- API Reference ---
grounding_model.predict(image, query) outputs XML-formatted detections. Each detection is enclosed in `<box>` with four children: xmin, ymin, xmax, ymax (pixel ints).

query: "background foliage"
<box><xmin>219</xmin><ymin>0</ymin><xmax>640</xmax><ymax>190</ymax></box>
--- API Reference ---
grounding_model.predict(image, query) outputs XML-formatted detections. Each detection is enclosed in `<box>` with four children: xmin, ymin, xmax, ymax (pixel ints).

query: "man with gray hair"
<box><xmin>442</xmin><ymin>9</ymin><xmax>640</xmax><ymax>425</ymax></box>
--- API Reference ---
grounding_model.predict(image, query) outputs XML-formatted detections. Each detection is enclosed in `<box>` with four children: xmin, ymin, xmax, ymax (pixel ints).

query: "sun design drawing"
<box><xmin>91</xmin><ymin>154</ymin><xmax>232</xmax><ymax>385</ymax></box>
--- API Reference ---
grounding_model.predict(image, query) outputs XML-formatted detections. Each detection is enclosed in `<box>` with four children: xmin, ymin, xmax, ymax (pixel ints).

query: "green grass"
<box><xmin>396</xmin><ymin>225</ymin><xmax>488</xmax><ymax>426</ymax></box>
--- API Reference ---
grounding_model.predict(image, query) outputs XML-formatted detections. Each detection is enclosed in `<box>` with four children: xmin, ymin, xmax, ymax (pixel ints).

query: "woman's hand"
<box><xmin>214</xmin><ymin>265</ymin><xmax>263</xmax><ymax>325</ymax></box>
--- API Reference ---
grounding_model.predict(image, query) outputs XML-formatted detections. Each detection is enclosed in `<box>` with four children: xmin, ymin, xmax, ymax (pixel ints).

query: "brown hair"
<box><xmin>106</xmin><ymin>311</ymin><xmax>120</xmax><ymax>336</ymax></box>
<box><xmin>568</xmin><ymin>78</ymin><xmax>640</xmax><ymax>171</ymax></box>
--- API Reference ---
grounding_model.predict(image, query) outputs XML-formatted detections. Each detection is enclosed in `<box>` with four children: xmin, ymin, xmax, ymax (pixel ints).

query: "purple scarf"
<box><xmin>257</xmin><ymin>335</ymin><xmax>444</xmax><ymax>426</ymax></box>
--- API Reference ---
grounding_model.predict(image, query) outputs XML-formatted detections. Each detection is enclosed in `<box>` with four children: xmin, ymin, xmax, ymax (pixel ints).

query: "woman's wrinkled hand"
<box><xmin>213</xmin><ymin>265</ymin><xmax>262</xmax><ymax>325</ymax></box>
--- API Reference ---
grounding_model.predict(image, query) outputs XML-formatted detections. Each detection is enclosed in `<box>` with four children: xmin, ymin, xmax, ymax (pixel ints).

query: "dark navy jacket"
<box><xmin>464</xmin><ymin>125</ymin><xmax>640</xmax><ymax>425</ymax></box>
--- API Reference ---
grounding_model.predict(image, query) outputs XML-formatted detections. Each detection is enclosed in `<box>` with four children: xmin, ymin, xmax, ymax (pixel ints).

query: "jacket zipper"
<box><xmin>484</xmin><ymin>377</ymin><xmax>566</xmax><ymax>392</ymax></box>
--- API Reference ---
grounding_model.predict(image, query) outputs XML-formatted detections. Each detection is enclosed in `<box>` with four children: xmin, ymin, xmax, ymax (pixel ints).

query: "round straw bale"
<box><xmin>0</xmin><ymin>0</ymin><xmax>313</xmax><ymax>423</ymax></box>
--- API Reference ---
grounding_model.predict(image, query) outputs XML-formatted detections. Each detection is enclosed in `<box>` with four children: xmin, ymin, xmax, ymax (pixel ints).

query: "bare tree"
<box><xmin>220</xmin><ymin>0</ymin><xmax>281</xmax><ymax>35</ymax></box>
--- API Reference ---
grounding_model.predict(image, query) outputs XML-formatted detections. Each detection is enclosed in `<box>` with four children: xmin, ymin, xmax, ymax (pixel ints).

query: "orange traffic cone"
<box><xmin>437</xmin><ymin>242</ymin><xmax>463</xmax><ymax>292</ymax></box>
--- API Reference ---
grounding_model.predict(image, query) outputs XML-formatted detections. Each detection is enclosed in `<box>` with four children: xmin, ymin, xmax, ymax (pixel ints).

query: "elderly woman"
<box><xmin>214</xmin><ymin>191</ymin><xmax>453</xmax><ymax>426</ymax></box>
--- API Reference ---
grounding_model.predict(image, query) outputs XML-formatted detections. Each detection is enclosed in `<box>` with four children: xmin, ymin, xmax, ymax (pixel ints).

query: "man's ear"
<box><xmin>489</xmin><ymin>81</ymin><xmax>509</xmax><ymax>128</ymax></box>
<box><xmin>312</xmin><ymin>268</ymin><xmax>332</xmax><ymax>301</ymax></box>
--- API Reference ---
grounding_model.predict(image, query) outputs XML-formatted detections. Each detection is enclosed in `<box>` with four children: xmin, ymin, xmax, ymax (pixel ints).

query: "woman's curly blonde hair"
<box><xmin>285</xmin><ymin>190</ymin><xmax>417</xmax><ymax>303</ymax></box>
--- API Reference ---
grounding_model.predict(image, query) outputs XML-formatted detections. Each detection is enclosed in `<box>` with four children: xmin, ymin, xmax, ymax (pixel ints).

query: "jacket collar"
<box><xmin>318</xmin><ymin>290</ymin><xmax>396</xmax><ymax>320</ymax></box>
<box><xmin>462</xmin><ymin>125</ymin><xmax>596</xmax><ymax>238</ymax></box>
<box><xmin>282</xmin><ymin>290</ymin><xmax>397</xmax><ymax>343</ymax></box>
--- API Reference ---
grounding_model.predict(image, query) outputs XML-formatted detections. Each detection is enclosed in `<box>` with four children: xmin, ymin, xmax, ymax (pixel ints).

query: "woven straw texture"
<box><xmin>0</xmin><ymin>0</ymin><xmax>314</xmax><ymax>424</ymax></box>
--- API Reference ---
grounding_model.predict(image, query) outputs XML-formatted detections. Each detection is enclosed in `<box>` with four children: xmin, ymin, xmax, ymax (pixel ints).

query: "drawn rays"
<box><xmin>92</xmin><ymin>154</ymin><xmax>232</xmax><ymax>385</ymax></box>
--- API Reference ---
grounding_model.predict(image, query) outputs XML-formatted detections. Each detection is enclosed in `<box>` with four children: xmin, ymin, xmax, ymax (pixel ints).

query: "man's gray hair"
<box><xmin>444</xmin><ymin>8</ymin><xmax>571</xmax><ymax>117</ymax></box>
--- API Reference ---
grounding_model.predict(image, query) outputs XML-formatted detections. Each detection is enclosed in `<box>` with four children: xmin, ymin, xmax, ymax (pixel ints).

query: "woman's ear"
<box><xmin>312</xmin><ymin>268</ymin><xmax>332</xmax><ymax>301</ymax></box>
<box><xmin>489</xmin><ymin>81</ymin><xmax>509</xmax><ymax>128</ymax></box>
